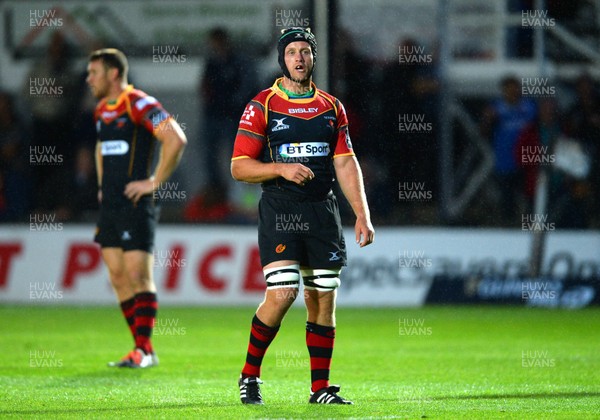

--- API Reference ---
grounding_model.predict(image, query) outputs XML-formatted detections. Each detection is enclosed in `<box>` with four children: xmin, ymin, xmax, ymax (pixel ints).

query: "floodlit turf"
<box><xmin>0</xmin><ymin>305</ymin><xmax>598</xmax><ymax>419</ymax></box>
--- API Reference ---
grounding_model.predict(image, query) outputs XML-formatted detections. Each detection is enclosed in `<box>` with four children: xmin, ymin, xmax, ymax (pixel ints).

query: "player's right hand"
<box><xmin>278</xmin><ymin>163</ymin><xmax>315</xmax><ymax>186</ymax></box>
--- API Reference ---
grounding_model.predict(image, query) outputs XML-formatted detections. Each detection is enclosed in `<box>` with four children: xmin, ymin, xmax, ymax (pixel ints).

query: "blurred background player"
<box><xmin>231</xmin><ymin>27</ymin><xmax>374</xmax><ymax>405</ymax></box>
<box><xmin>481</xmin><ymin>76</ymin><xmax>537</xmax><ymax>224</ymax></box>
<box><xmin>23</xmin><ymin>31</ymin><xmax>77</xmax><ymax>218</ymax></box>
<box><xmin>199</xmin><ymin>27</ymin><xmax>255</xmax><ymax>187</ymax></box>
<box><xmin>87</xmin><ymin>48</ymin><xmax>187</xmax><ymax>368</ymax></box>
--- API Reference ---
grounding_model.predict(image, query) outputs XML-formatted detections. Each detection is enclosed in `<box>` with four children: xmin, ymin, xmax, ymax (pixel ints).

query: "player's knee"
<box><xmin>110</xmin><ymin>275</ymin><xmax>131</xmax><ymax>295</ymax></box>
<box><xmin>125</xmin><ymin>267</ymin><xmax>142</xmax><ymax>283</ymax></box>
<box><xmin>124</xmin><ymin>267</ymin><xmax>150</xmax><ymax>290</ymax></box>
<box><xmin>108</xmin><ymin>269</ymin><xmax>127</xmax><ymax>286</ymax></box>
<box><xmin>264</xmin><ymin>264</ymin><xmax>300</xmax><ymax>290</ymax></box>
<box><xmin>302</xmin><ymin>268</ymin><xmax>341</xmax><ymax>292</ymax></box>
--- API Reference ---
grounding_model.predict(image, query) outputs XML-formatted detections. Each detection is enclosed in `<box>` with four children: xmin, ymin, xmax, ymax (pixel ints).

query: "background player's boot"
<box><xmin>150</xmin><ymin>352</ymin><xmax>159</xmax><ymax>366</ymax></box>
<box><xmin>309</xmin><ymin>385</ymin><xmax>353</xmax><ymax>404</ymax></box>
<box><xmin>239</xmin><ymin>376</ymin><xmax>264</xmax><ymax>404</ymax></box>
<box><xmin>107</xmin><ymin>348</ymin><xmax>158</xmax><ymax>368</ymax></box>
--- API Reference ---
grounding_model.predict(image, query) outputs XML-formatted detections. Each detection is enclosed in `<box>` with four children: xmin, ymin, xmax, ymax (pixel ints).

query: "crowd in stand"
<box><xmin>1</xmin><ymin>25</ymin><xmax>599</xmax><ymax>228</ymax></box>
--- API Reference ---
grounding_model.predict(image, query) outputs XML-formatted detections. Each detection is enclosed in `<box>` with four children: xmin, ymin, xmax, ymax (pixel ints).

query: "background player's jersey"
<box><xmin>232</xmin><ymin>78</ymin><xmax>354</xmax><ymax>199</ymax></box>
<box><xmin>94</xmin><ymin>85</ymin><xmax>170</xmax><ymax>207</ymax></box>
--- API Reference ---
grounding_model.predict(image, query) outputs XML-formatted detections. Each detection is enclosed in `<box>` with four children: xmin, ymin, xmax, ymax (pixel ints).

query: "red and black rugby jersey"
<box><xmin>94</xmin><ymin>85</ymin><xmax>170</xmax><ymax>206</ymax></box>
<box><xmin>232</xmin><ymin>78</ymin><xmax>354</xmax><ymax>199</ymax></box>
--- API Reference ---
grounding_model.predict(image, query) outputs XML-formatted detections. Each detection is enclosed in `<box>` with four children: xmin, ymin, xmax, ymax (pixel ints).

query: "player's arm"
<box><xmin>95</xmin><ymin>140</ymin><xmax>103</xmax><ymax>203</ymax></box>
<box><xmin>231</xmin><ymin>158</ymin><xmax>314</xmax><ymax>185</ymax></box>
<box><xmin>151</xmin><ymin>118</ymin><xmax>187</xmax><ymax>186</ymax></box>
<box><xmin>333</xmin><ymin>155</ymin><xmax>374</xmax><ymax>247</ymax></box>
<box><xmin>124</xmin><ymin>118</ymin><xmax>187</xmax><ymax>204</ymax></box>
<box><xmin>231</xmin><ymin>100</ymin><xmax>313</xmax><ymax>185</ymax></box>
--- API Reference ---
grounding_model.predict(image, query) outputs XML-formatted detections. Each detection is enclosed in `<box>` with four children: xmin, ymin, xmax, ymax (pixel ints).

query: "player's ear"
<box><xmin>107</xmin><ymin>67</ymin><xmax>119</xmax><ymax>82</ymax></box>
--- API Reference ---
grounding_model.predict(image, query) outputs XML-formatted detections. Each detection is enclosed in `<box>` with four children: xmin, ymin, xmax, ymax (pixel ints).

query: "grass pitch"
<box><xmin>0</xmin><ymin>305</ymin><xmax>598</xmax><ymax>419</ymax></box>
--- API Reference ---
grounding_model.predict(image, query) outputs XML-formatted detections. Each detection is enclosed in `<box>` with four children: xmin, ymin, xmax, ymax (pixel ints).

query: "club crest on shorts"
<box><xmin>275</xmin><ymin>244</ymin><xmax>287</xmax><ymax>253</ymax></box>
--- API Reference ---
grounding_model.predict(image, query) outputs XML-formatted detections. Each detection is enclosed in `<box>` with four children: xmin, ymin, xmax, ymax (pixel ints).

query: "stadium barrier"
<box><xmin>426</xmin><ymin>275</ymin><xmax>599</xmax><ymax>308</ymax></box>
<box><xmin>1</xmin><ymin>226</ymin><xmax>599</xmax><ymax>307</ymax></box>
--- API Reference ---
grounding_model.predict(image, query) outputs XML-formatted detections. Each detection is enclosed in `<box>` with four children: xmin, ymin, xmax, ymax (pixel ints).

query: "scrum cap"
<box><xmin>277</xmin><ymin>27</ymin><xmax>317</xmax><ymax>79</ymax></box>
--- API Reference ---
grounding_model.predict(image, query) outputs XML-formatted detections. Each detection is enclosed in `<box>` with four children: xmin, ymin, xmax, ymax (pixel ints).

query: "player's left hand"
<box><xmin>355</xmin><ymin>217</ymin><xmax>374</xmax><ymax>248</ymax></box>
<box><xmin>124</xmin><ymin>179</ymin><xmax>155</xmax><ymax>204</ymax></box>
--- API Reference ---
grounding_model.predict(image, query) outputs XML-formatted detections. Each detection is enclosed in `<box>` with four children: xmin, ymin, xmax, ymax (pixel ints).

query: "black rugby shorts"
<box><xmin>258</xmin><ymin>192</ymin><xmax>347</xmax><ymax>268</ymax></box>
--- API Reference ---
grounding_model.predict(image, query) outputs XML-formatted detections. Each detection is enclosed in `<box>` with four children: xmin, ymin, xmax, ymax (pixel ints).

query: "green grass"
<box><xmin>0</xmin><ymin>305</ymin><xmax>598</xmax><ymax>419</ymax></box>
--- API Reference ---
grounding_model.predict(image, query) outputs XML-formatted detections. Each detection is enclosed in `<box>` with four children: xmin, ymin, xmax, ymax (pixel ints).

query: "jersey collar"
<box><xmin>105</xmin><ymin>84</ymin><xmax>134</xmax><ymax>110</ymax></box>
<box><xmin>271</xmin><ymin>78</ymin><xmax>317</xmax><ymax>103</ymax></box>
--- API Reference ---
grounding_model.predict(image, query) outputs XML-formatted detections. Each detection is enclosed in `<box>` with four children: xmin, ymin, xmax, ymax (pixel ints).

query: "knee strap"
<box><xmin>301</xmin><ymin>268</ymin><xmax>341</xmax><ymax>292</ymax></box>
<box><xmin>264</xmin><ymin>264</ymin><xmax>300</xmax><ymax>289</ymax></box>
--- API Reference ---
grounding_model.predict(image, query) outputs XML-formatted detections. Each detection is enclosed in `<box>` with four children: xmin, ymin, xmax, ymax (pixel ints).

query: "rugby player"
<box><xmin>87</xmin><ymin>49</ymin><xmax>187</xmax><ymax>368</ymax></box>
<box><xmin>231</xmin><ymin>28</ymin><xmax>374</xmax><ymax>404</ymax></box>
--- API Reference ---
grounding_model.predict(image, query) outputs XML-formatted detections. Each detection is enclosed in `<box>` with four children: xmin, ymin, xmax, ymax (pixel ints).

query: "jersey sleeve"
<box><xmin>232</xmin><ymin>101</ymin><xmax>266</xmax><ymax>160</ymax></box>
<box><xmin>130</xmin><ymin>95</ymin><xmax>171</xmax><ymax>135</ymax></box>
<box><xmin>333</xmin><ymin>100</ymin><xmax>355</xmax><ymax>158</ymax></box>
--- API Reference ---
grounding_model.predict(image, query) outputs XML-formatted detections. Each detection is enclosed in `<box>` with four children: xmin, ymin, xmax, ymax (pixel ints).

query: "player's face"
<box><xmin>284</xmin><ymin>41</ymin><xmax>314</xmax><ymax>83</ymax></box>
<box><xmin>86</xmin><ymin>60</ymin><xmax>110</xmax><ymax>99</ymax></box>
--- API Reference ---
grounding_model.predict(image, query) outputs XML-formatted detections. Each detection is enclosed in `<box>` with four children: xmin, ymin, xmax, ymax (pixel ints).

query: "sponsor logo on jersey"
<box><xmin>135</xmin><ymin>96</ymin><xmax>158</xmax><ymax>111</ymax></box>
<box><xmin>272</xmin><ymin>117</ymin><xmax>290</xmax><ymax>132</ymax></box>
<box><xmin>279</xmin><ymin>142</ymin><xmax>330</xmax><ymax>158</ymax></box>
<box><xmin>242</xmin><ymin>105</ymin><xmax>255</xmax><ymax>120</ymax></box>
<box><xmin>101</xmin><ymin>110</ymin><xmax>118</xmax><ymax>120</ymax></box>
<box><xmin>344</xmin><ymin>128</ymin><xmax>353</xmax><ymax>150</ymax></box>
<box><xmin>101</xmin><ymin>140</ymin><xmax>129</xmax><ymax>156</ymax></box>
<box><xmin>288</xmin><ymin>107</ymin><xmax>318</xmax><ymax>114</ymax></box>
<box><xmin>116</xmin><ymin>117</ymin><xmax>128</xmax><ymax>129</ymax></box>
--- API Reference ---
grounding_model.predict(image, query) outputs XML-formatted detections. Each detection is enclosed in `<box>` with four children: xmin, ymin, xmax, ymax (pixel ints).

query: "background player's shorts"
<box><xmin>94</xmin><ymin>199</ymin><xmax>159</xmax><ymax>253</ymax></box>
<box><xmin>258</xmin><ymin>191</ymin><xmax>347</xmax><ymax>268</ymax></box>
